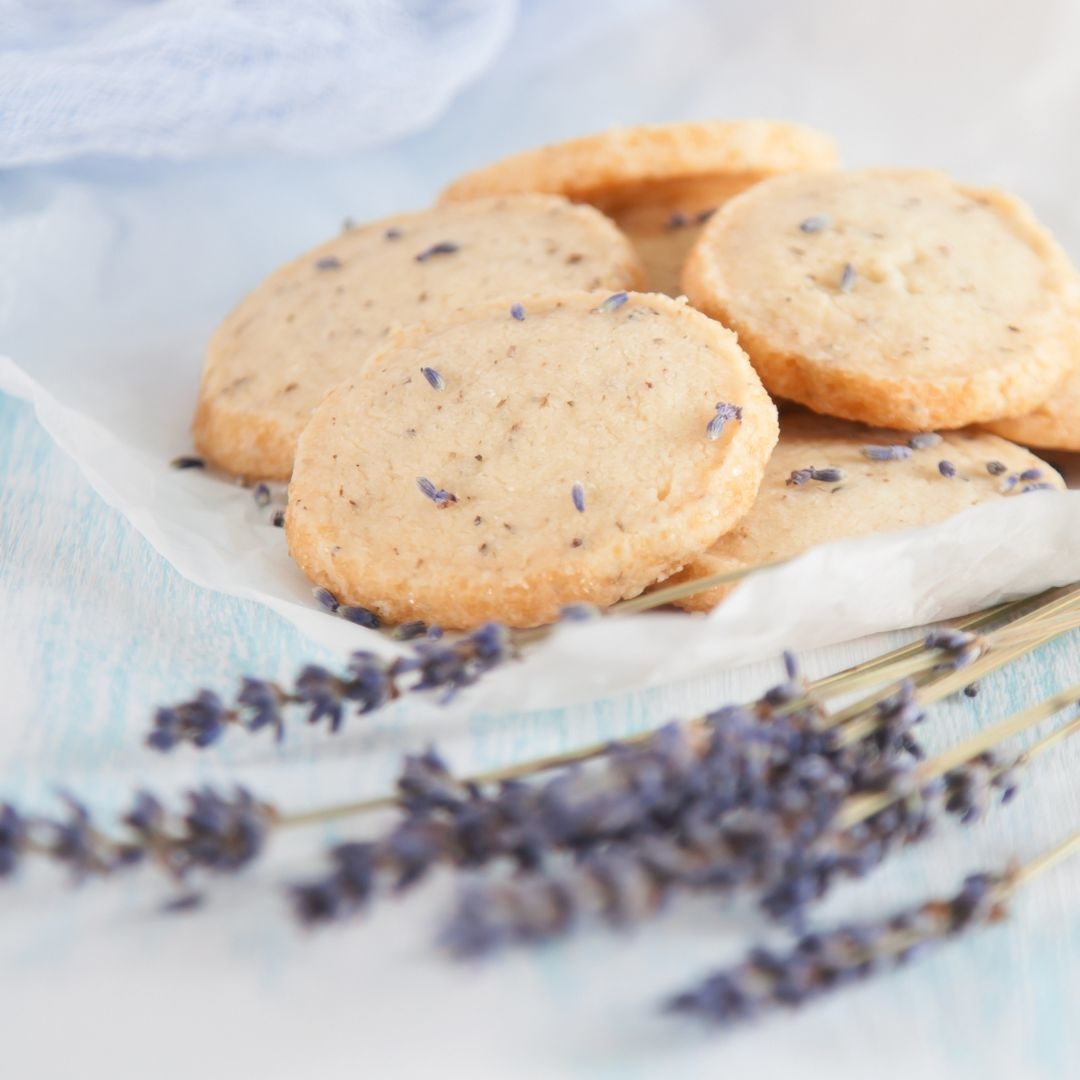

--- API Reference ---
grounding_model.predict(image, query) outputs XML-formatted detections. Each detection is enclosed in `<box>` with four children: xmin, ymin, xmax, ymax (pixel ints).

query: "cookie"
<box><xmin>682</xmin><ymin>168</ymin><xmax>1080</xmax><ymax>430</ymax></box>
<box><xmin>607</xmin><ymin>175</ymin><xmax>778</xmax><ymax>297</ymax></box>
<box><xmin>666</xmin><ymin>412</ymin><xmax>1066</xmax><ymax>612</ymax></box>
<box><xmin>285</xmin><ymin>291</ymin><xmax>779</xmax><ymax>629</ymax></box>
<box><xmin>984</xmin><ymin>359</ymin><xmax>1080</xmax><ymax>451</ymax></box>
<box><xmin>193</xmin><ymin>194</ymin><xmax>645</xmax><ymax>481</ymax></box>
<box><xmin>439</xmin><ymin>120</ymin><xmax>839</xmax><ymax>295</ymax></box>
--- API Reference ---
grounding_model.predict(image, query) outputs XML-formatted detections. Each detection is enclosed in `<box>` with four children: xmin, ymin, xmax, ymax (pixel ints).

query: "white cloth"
<box><xmin>0</xmin><ymin>0</ymin><xmax>517</xmax><ymax>164</ymax></box>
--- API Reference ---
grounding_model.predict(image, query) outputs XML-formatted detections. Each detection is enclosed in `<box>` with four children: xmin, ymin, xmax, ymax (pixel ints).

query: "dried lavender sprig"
<box><xmin>435</xmin><ymin>680</ymin><xmax>1080</xmax><ymax>952</ymax></box>
<box><xmin>665</xmin><ymin>871</ymin><xmax>1007</xmax><ymax>1027</ymax></box>
<box><xmin>13</xmin><ymin>675</ymin><xmax>1075</xmax><ymax>928</ymax></box>
<box><xmin>437</xmin><ymin>727</ymin><xmax>1024</xmax><ymax>954</ymax></box>
<box><xmin>0</xmin><ymin>787</ymin><xmax>272</xmax><ymax>892</ymax></box>
<box><xmin>146</xmin><ymin>622</ymin><xmax>516</xmax><ymax>751</ymax></box>
<box><xmin>838</xmin><ymin>681</ymin><xmax>1080</xmax><ymax>830</ymax></box>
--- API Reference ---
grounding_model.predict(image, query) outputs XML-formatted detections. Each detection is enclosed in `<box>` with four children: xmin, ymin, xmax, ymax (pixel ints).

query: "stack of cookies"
<box><xmin>191</xmin><ymin>121</ymin><xmax>1077</xmax><ymax>629</ymax></box>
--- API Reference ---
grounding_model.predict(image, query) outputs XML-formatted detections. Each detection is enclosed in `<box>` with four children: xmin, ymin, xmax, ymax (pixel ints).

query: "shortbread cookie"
<box><xmin>682</xmin><ymin>169</ymin><xmax>1080</xmax><ymax>430</ymax></box>
<box><xmin>608</xmin><ymin>175</ymin><xmax>777</xmax><ymax>296</ymax></box>
<box><xmin>440</xmin><ymin>120</ymin><xmax>838</xmax><ymax>296</ymax></box>
<box><xmin>286</xmin><ymin>291</ymin><xmax>779</xmax><ymax>628</ymax></box>
<box><xmin>194</xmin><ymin>195</ymin><xmax>645</xmax><ymax>481</ymax></box>
<box><xmin>984</xmin><ymin>360</ymin><xmax>1080</xmax><ymax>451</ymax></box>
<box><xmin>440</xmin><ymin>120</ymin><xmax>837</xmax><ymax>205</ymax></box>
<box><xmin>667</xmin><ymin>412</ymin><xmax>1066</xmax><ymax>611</ymax></box>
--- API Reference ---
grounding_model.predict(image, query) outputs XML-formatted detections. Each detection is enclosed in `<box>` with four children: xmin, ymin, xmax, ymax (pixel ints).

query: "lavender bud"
<box><xmin>596</xmin><ymin>292</ymin><xmax>629</xmax><ymax>313</ymax></box>
<box><xmin>908</xmin><ymin>433</ymin><xmax>942</xmax><ymax>450</ymax></box>
<box><xmin>707</xmin><ymin>403</ymin><xmax>743</xmax><ymax>441</ymax></box>
<box><xmin>420</xmin><ymin>367</ymin><xmax>445</xmax><ymax>390</ymax></box>
<box><xmin>313</xmin><ymin>586</ymin><xmax>339</xmax><ymax>612</ymax></box>
<box><xmin>861</xmin><ymin>445</ymin><xmax>912</xmax><ymax>462</ymax></box>
<box><xmin>799</xmin><ymin>215</ymin><xmax>831</xmax><ymax>234</ymax></box>
<box><xmin>415</xmin><ymin>241</ymin><xmax>459</xmax><ymax>262</ymax></box>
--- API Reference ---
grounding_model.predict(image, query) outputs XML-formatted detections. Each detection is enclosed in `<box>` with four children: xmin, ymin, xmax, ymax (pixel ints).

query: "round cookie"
<box><xmin>682</xmin><ymin>168</ymin><xmax>1080</xmax><ymax>431</ymax></box>
<box><xmin>984</xmin><ymin>359</ymin><xmax>1080</xmax><ymax>451</ymax></box>
<box><xmin>194</xmin><ymin>194</ymin><xmax>645</xmax><ymax>481</ymax></box>
<box><xmin>439</xmin><ymin>120</ymin><xmax>839</xmax><ymax>296</ymax></box>
<box><xmin>285</xmin><ymin>291</ymin><xmax>779</xmax><ymax>629</ymax></box>
<box><xmin>666</xmin><ymin>412</ymin><xmax>1066</xmax><ymax>612</ymax></box>
<box><xmin>607</xmin><ymin>174</ymin><xmax>777</xmax><ymax>297</ymax></box>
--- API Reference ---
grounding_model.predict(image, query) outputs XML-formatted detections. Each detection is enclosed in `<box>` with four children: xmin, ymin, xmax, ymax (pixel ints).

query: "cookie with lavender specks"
<box><xmin>285</xmin><ymin>290</ymin><xmax>778</xmax><ymax>629</ymax></box>
<box><xmin>439</xmin><ymin>120</ymin><xmax>839</xmax><ymax>296</ymax></box>
<box><xmin>666</xmin><ymin>412</ymin><xmax>1065</xmax><ymax>611</ymax></box>
<box><xmin>682</xmin><ymin>169</ymin><xmax>1080</xmax><ymax>430</ymax></box>
<box><xmin>984</xmin><ymin>358</ymin><xmax>1080</xmax><ymax>451</ymax></box>
<box><xmin>193</xmin><ymin>194</ymin><xmax>645</xmax><ymax>481</ymax></box>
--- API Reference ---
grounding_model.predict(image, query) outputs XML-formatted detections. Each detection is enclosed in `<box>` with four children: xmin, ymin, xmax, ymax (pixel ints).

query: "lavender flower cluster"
<box><xmin>287</xmin><ymin>655</ymin><xmax>1018</xmax><ymax>963</ymax></box>
<box><xmin>0</xmin><ymin>787</ymin><xmax>271</xmax><ymax>892</ymax></box>
<box><xmin>667</xmin><ymin>872</ymin><xmax>1005</xmax><ymax>1027</ymax></box>
<box><xmin>147</xmin><ymin>622</ymin><xmax>515</xmax><ymax>751</ymax></box>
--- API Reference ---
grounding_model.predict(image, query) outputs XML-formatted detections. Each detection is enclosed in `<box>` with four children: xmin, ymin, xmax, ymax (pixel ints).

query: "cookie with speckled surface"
<box><xmin>604</xmin><ymin>174</ymin><xmax>775</xmax><ymax>297</ymax></box>
<box><xmin>193</xmin><ymin>194</ymin><xmax>645</xmax><ymax>481</ymax></box>
<box><xmin>984</xmin><ymin>358</ymin><xmax>1080</xmax><ymax>451</ymax></box>
<box><xmin>666</xmin><ymin>412</ymin><xmax>1065</xmax><ymax>611</ymax></box>
<box><xmin>285</xmin><ymin>291</ymin><xmax>778</xmax><ymax>629</ymax></box>
<box><xmin>439</xmin><ymin>120</ymin><xmax>839</xmax><ymax>296</ymax></box>
<box><xmin>682</xmin><ymin>169</ymin><xmax>1080</xmax><ymax>430</ymax></box>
